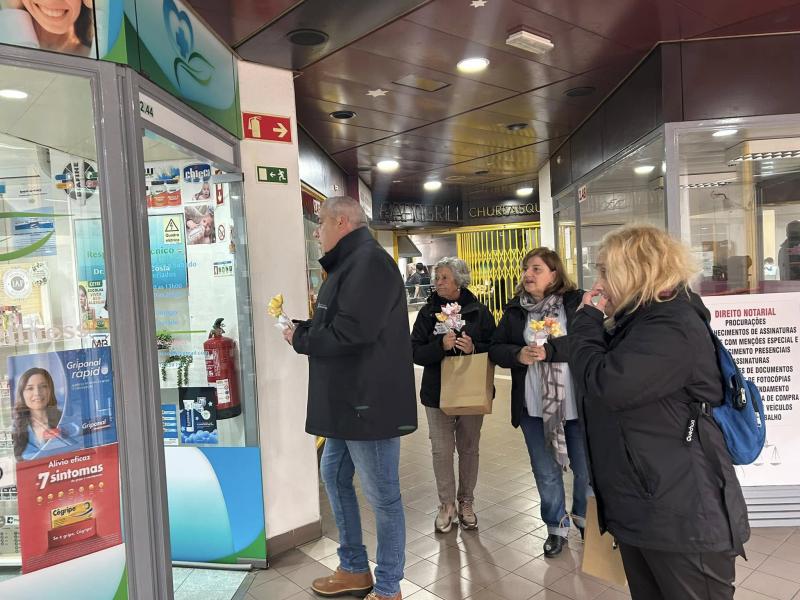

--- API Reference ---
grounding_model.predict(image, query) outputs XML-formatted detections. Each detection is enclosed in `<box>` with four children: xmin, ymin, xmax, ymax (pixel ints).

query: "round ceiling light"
<box><xmin>474</xmin><ymin>169</ymin><xmax>489</xmax><ymax>175</ymax></box>
<box><xmin>516</xmin><ymin>187</ymin><xmax>534</xmax><ymax>197</ymax></box>
<box><xmin>330</xmin><ymin>110</ymin><xmax>356</xmax><ymax>119</ymax></box>
<box><xmin>507</xmin><ymin>122</ymin><xmax>528</xmax><ymax>132</ymax></box>
<box><xmin>565</xmin><ymin>86</ymin><xmax>596</xmax><ymax>98</ymax></box>
<box><xmin>457</xmin><ymin>57</ymin><xmax>490</xmax><ymax>73</ymax></box>
<box><xmin>423</xmin><ymin>180</ymin><xmax>442</xmax><ymax>191</ymax></box>
<box><xmin>634</xmin><ymin>165</ymin><xmax>655</xmax><ymax>175</ymax></box>
<box><xmin>287</xmin><ymin>29</ymin><xmax>329</xmax><ymax>46</ymax></box>
<box><xmin>377</xmin><ymin>160</ymin><xmax>399</xmax><ymax>172</ymax></box>
<box><xmin>0</xmin><ymin>89</ymin><xmax>28</xmax><ymax>100</ymax></box>
<box><xmin>712</xmin><ymin>129</ymin><xmax>738</xmax><ymax>138</ymax></box>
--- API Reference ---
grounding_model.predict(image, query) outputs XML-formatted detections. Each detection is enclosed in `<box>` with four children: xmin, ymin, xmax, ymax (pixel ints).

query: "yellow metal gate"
<box><xmin>457</xmin><ymin>224</ymin><xmax>541</xmax><ymax>322</ymax></box>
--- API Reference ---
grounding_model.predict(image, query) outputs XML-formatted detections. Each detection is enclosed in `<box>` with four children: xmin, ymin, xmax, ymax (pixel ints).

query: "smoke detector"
<box><xmin>506</xmin><ymin>29</ymin><xmax>554</xmax><ymax>54</ymax></box>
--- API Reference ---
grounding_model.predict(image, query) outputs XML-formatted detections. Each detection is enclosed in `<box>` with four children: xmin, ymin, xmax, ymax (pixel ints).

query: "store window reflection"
<box><xmin>677</xmin><ymin>124</ymin><xmax>800</xmax><ymax>295</ymax></box>
<box><xmin>555</xmin><ymin>202</ymin><xmax>578</xmax><ymax>285</ymax></box>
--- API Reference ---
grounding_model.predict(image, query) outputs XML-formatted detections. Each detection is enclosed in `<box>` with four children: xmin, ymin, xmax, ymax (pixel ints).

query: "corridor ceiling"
<box><xmin>187</xmin><ymin>0</ymin><xmax>800</xmax><ymax>205</ymax></box>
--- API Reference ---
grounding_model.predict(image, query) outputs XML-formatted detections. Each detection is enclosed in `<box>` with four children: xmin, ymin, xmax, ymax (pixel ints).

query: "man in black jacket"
<box><xmin>285</xmin><ymin>196</ymin><xmax>417</xmax><ymax>600</ymax></box>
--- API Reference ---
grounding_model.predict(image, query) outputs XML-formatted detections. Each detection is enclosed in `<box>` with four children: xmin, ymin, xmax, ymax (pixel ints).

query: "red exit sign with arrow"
<box><xmin>242</xmin><ymin>112</ymin><xmax>293</xmax><ymax>143</ymax></box>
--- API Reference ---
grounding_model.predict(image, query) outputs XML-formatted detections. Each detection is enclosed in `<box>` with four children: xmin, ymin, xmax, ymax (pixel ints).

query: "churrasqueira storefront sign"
<box><xmin>468</xmin><ymin>202</ymin><xmax>539</xmax><ymax>219</ymax></box>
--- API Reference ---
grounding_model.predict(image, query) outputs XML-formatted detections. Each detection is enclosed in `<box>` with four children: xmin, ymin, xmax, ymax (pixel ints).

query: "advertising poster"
<box><xmin>184</xmin><ymin>204</ymin><xmax>216</xmax><ymax>245</ymax></box>
<box><xmin>148</xmin><ymin>214</ymin><xmax>188</xmax><ymax>289</ymax></box>
<box><xmin>79</xmin><ymin>280</ymin><xmax>110</xmax><ymax>333</ymax></box>
<box><xmin>182</xmin><ymin>163</ymin><xmax>213</xmax><ymax>204</ymax></box>
<box><xmin>0</xmin><ymin>3</ymin><xmax>99</xmax><ymax>58</ymax></box>
<box><xmin>179</xmin><ymin>387</ymin><xmax>217</xmax><ymax>445</ymax></box>
<box><xmin>146</xmin><ymin>163</ymin><xmax>182</xmax><ymax>211</ymax></box>
<box><xmin>12</xmin><ymin>208</ymin><xmax>56</xmax><ymax>258</ymax></box>
<box><xmin>15</xmin><ymin>443</ymin><xmax>122</xmax><ymax>573</ymax></box>
<box><xmin>705</xmin><ymin>292</ymin><xmax>800</xmax><ymax>487</ymax></box>
<box><xmin>162</xmin><ymin>404</ymin><xmax>178</xmax><ymax>446</ymax></box>
<box><xmin>8</xmin><ymin>348</ymin><xmax>117</xmax><ymax>462</ymax></box>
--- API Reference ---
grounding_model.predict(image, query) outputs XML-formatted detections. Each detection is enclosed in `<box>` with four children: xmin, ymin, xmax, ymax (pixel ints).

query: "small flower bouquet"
<box><xmin>529</xmin><ymin>317</ymin><xmax>562</xmax><ymax>346</ymax></box>
<box><xmin>268</xmin><ymin>293</ymin><xmax>292</xmax><ymax>330</ymax></box>
<box><xmin>434</xmin><ymin>302</ymin><xmax>466</xmax><ymax>335</ymax></box>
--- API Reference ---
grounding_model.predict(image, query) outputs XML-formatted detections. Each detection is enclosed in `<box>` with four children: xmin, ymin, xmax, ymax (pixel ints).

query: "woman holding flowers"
<box><xmin>489</xmin><ymin>248</ymin><xmax>588</xmax><ymax>558</ymax></box>
<box><xmin>412</xmin><ymin>257</ymin><xmax>495</xmax><ymax>533</ymax></box>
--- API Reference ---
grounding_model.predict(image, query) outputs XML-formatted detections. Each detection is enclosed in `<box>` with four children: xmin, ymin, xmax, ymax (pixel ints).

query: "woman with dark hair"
<box><xmin>489</xmin><ymin>248</ymin><xmax>589</xmax><ymax>558</ymax></box>
<box><xmin>12</xmin><ymin>367</ymin><xmax>71</xmax><ymax>461</ymax></box>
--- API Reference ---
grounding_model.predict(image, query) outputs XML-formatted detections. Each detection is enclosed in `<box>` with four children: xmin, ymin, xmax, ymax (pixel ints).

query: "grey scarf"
<box><xmin>520</xmin><ymin>293</ymin><xmax>570</xmax><ymax>468</ymax></box>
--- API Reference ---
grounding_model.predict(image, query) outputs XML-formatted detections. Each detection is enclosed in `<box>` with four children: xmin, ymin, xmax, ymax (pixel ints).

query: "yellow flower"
<box><xmin>435</xmin><ymin>313</ymin><xmax>447</xmax><ymax>322</ymax></box>
<box><xmin>529</xmin><ymin>320</ymin><xmax>545</xmax><ymax>331</ymax></box>
<box><xmin>268</xmin><ymin>294</ymin><xmax>284</xmax><ymax>318</ymax></box>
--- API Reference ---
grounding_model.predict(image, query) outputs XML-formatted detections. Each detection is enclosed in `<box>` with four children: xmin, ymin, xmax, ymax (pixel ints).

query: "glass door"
<box><xmin>139</xmin><ymin>124</ymin><xmax>266</xmax><ymax>576</ymax></box>
<box><xmin>0</xmin><ymin>62</ymin><xmax>126</xmax><ymax>597</ymax></box>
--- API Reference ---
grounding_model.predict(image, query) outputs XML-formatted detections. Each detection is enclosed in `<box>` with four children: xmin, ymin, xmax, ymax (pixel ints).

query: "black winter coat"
<box><xmin>569</xmin><ymin>293</ymin><xmax>750</xmax><ymax>555</ymax></box>
<box><xmin>411</xmin><ymin>289</ymin><xmax>496</xmax><ymax>408</ymax></box>
<box><xmin>292</xmin><ymin>227</ymin><xmax>418</xmax><ymax>440</ymax></box>
<box><xmin>489</xmin><ymin>290</ymin><xmax>583</xmax><ymax>428</ymax></box>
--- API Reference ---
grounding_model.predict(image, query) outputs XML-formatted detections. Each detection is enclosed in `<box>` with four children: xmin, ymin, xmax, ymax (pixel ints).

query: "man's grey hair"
<box><xmin>322</xmin><ymin>196</ymin><xmax>368</xmax><ymax>228</ymax></box>
<box><xmin>435</xmin><ymin>257</ymin><xmax>471</xmax><ymax>288</ymax></box>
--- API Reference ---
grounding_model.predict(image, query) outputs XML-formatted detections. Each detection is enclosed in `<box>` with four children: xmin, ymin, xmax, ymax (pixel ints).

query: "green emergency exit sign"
<box><xmin>256</xmin><ymin>166</ymin><xmax>288</xmax><ymax>184</ymax></box>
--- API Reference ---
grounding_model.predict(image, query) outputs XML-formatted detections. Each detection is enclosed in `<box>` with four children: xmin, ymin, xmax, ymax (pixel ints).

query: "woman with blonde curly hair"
<box><xmin>568</xmin><ymin>225</ymin><xmax>749</xmax><ymax>599</ymax></box>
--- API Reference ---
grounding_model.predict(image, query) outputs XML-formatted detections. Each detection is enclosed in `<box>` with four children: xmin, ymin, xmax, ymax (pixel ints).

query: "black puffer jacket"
<box><xmin>411</xmin><ymin>289</ymin><xmax>495</xmax><ymax>408</ymax></box>
<box><xmin>292</xmin><ymin>227</ymin><xmax>418</xmax><ymax>440</ymax></box>
<box><xmin>488</xmin><ymin>290</ymin><xmax>583</xmax><ymax>428</ymax></box>
<box><xmin>568</xmin><ymin>292</ymin><xmax>750</xmax><ymax>555</ymax></box>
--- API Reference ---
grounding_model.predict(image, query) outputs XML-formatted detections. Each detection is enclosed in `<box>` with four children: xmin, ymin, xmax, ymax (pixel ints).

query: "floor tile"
<box><xmin>297</xmin><ymin>537</ymin><xmax>340</xmax><ymax>561</ymax></box>
<box><xmin>246</xmin><ymin>576</ymin><xmax>304</xmax><ymax>600</ymax></box>
<box><xmin>269</xmin><ymin>549</ymin><xmax>319</xmax><ymax>575</ymax></box>
<box><xmin>460</xmin><ymin>560</ymin><xmax>510</xmax><ymax>586</ymax></box>
<box><xmin>491</xmin><ymin>572</ymin><xmax>544</xmax><ymax>600</ymax></box>
<box><xmin>283</xmin><ymin>562</ymin><xmax>333</xmax><ymax>589</ymax></box>
<box><xmin>404</xmin><ymin>559</ymin><xmax>455</xmax><ymax>588</ymax></box>
<box><xmin>514</xmin><ymin>559</ymin><xmax>571</xmax><ymax>588</ymax></box>
<box><xmin>546</xmin><ymin>573</ymin><xmax>607</xmax><ymax>600</ymax></box>
<box><xmin>485</xmin><ymin>546</ymin><xmax>538</xmax><ymax>572</ymax></box>
<box><xmin>406</xmin><ymin>589</ymin><xmax>447</xmax><ymax>600</ymax></box>
<box><xmin>425</xmin><ymin>573</ymin><xmax>484</xmax><ymax>600</ymax></box>
<box><xmin>740</xmin><ymin>570</ymin><xmax>800</xmax><ymax>600</ymax></box>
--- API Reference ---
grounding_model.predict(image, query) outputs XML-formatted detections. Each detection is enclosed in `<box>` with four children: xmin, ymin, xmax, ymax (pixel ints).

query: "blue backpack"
<box><xmin>701</xmin><ymin>322</ymin><xmax>767</xmax><ymax>465</ymax></box>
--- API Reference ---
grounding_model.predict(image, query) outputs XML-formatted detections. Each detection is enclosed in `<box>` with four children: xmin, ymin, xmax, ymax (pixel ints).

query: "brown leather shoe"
<box><xmin>311</xmin><ymin>567</ymin><xmax>374</xmax><ymax>598</ymax></box>
<box><xmin>364</xmin><ymin>592</ymin><xmax>401</xmax><ymax>600</ymax></box>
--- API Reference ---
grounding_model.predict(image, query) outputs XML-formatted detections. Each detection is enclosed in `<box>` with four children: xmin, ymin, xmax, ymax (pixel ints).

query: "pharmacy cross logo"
<box><xmin>164</xmin><ymin>0</ymin><xmax>215</xmax><ymax>88</ymax></box>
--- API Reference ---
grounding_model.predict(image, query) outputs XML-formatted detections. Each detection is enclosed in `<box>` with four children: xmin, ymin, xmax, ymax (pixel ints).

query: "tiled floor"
<box><xmin>172</xmin><ymin>567</ymin><xmax>249</xmax><ymax>599</ymax></box>
<box><xmin>239</xmin><ymin>369</ymin><xmax>800</xmax><ymax>600</ymax></box>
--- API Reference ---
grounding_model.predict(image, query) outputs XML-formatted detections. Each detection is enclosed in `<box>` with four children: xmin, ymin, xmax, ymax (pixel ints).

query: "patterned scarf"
<box><xmin>520</xmin><ymin>293</ymin><xmax>570</xmax><ymax>468</ymax></box>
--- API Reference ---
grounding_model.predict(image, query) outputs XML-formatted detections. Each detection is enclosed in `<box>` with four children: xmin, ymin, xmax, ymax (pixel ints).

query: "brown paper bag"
<box><xmin>581</xmin><ymin>496</ymin><xmax>628</xmax><ymax>587</ymax></box>
<box><xmin>439</xmin><ymin>353</ymin><xmax>494</xmax><ymax>415</ymax></box>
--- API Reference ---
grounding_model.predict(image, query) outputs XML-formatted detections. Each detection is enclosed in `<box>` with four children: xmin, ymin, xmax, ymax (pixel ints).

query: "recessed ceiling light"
<box><xmin>0</xmin><ymin>89</ymin><xmax>28</xmax><ymax>100</ymax></box>
<box><xmin>661</xmin><ymin>160</ymin><xmax>666</xmax><ymax>173</ymax></box>
<box><xmin>377</xmin><ymin>160</ymin><xmax>399</xmax><ymax>172</ymax></box>
<box><xmin>507</xmin><ymin>123</ymin><xmax>528</xmax><ymax>132</ymax></box>
<box><xmin>713</xmin><ymin>129</ymin><xmax>738</xmax><ymax>138</ymax></box>
<box><xmin>565</xmin><ymin>86</ymin><xmax>595</xmax><ymax>98</ymax></box>
<box><xmin>634</xmin><ymin>165</ymin><xmax>655</xmax><ymax>175</ymax></box>
<box><xmin>424</xmin><ymin>180</ymin><xmax>442</xmax><ymax>191</ymax></box>
<box><xmin>474</xmin><ymin>169</ymin><xmax>489</xmax><ymax>175</ymax></box>
<box><xmin>516</xmin><ymin>187</ymin><xmax>534</xmax><ymax>197</ymax></box>
<box><xmin>457</xmin><ymin>57</ymin><xmax>490</xmax><ymax>73</ymax></box>
<box><xmin>330</xmin><ymin>110</ymin><xmax>356</xmax><ymax>119</ymax></box>
<box><xmin>392</xmin><ymin>179</ymin><xmax>403</xmax><ymax>183</ymax></box>
<box><xmin>287</xmin><ymin>29</ymin><xmax>329</xmax><ymax>46</ymax></box>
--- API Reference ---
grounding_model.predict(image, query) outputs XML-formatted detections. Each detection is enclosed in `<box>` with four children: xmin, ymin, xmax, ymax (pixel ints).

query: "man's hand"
<box><xmin>282</xmin><ymin>325</ymin><xmax>295</xmax><ymax>346</ymax></box>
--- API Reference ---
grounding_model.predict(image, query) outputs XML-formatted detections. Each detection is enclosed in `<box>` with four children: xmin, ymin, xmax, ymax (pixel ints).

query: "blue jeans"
<box><xmin>519</xmin><ymin>415</ymin><xmax>589</xmax><ymax>537</ymax></box>
<box><xmin>320</xmin><ymin>438</ymin><xmax>405</xmax><ymax>597</ymax></box>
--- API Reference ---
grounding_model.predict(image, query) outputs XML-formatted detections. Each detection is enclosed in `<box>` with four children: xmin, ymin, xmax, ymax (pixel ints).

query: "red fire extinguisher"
<box><xmin>203</xmin><ymin>318</ymin><xmax>241</xmax><ymax>419</ymax></box>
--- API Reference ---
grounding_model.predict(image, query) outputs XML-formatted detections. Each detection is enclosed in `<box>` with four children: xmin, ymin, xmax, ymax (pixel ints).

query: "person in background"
<box><xmin>489</xmin><ymin>248</ymin><xmax>589</xmax><ymax>558</ymax></box>
<box><xmin>763</xmin><ymin>257</ymin><xmax>779</xmax><ymax>280</ymax></box>
<box><xmin>411</xmin><ymin>257</ymin><xmax>495</xmax><ymax>533</ymax></box>
<box><xmin>284</xmin><ymin>196</ymin><xmax>417</xmax><ymax>600</ymax></box>
<box><xmin>569</xmin><ymin>225</ymin><xmax>749</xmax><ymax>600</ymax></box>
<box><xmin>778</xmin><ymin>220</ymin><xmax>800</xmax><ymax>280</ymax></box>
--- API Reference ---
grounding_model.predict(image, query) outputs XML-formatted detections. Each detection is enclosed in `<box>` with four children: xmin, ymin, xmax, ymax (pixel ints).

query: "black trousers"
<box><xmin>619</xmin><ymin>543</ymin><xmax>736</xmax><ymax>600</ymax></box>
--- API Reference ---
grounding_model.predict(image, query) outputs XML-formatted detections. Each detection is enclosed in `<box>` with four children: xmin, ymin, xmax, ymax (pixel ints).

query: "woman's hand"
<box><xmin>517</xmin><ymin>344</ymin><xmax>545</xmax><ymax>365</ymax></box>
<box><xmin>454</xmin><ymin>332</ymin><xmax>474</xmax><ymax>354</ymax></box>
<box><xmin>282</xmin><ymin>324</ymin><xmax>295</xmax><ymax>345</ymax></box>
<box><xmin>581</xmin><ymin>282</ymin><xmax>609</xmax><ymax>314</ymax></box>
<box><xmin>442</xmin><ymin>331</ymin><xmax>457</xmax><ymax>351</ymax></box>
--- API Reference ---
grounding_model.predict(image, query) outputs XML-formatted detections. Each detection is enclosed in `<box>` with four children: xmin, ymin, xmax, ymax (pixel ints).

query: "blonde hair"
<box><xmin>600</xmin><ymin>226</ymin><xmax>699</xmax><ymax>320</ymax></box>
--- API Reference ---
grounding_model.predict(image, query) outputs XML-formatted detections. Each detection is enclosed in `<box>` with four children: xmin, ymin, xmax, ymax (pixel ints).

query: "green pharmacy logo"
<box><xmin>0</xmin><ymin>212</ymin><xmax>69</xmax><ymax>262</ymax></box>
<box><xmin>164</xmin><ymin>0</ymin><xmax>215</xmax><ymax>88</ymax></box>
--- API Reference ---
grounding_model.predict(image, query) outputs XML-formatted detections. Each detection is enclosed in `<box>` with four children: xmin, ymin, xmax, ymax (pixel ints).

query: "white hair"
<box><xmin>321</xmin><ymin>196</ymin><xmax>368</xmax><ymax>227</ymax></box>
<box><xmin>435</xmin><ymin>257</ymin><xmax>471</xmax><ymax>288</ymax></box>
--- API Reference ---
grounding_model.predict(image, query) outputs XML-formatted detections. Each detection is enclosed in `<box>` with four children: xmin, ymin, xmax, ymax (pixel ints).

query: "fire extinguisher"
<box><xmin>203</xmin><ymin>318</ymin><xmax>241</xmax><ymax>419</ymax></box>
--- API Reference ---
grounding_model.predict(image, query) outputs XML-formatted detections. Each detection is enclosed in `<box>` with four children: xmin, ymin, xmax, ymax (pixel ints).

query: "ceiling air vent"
<box><xmin>287</xmin><ymin>29</ymin><xmax>329</xmax><ymax>46</ymax></box>
<box><xmin>392</xmin><ymin>74</ymin><xmax>449</xmax><ymax>92</ymax></box>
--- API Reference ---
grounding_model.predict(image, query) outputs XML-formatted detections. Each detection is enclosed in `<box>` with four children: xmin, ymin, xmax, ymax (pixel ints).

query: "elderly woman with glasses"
<box><xmin>489</xmin><ymin>248</ymin><xmax>589</xmax><ymax>558</ymax></box>
<box><xmin>411</xmin><ymin>257</ymin><xmax>495</xmax><ymax>533</ymax></box>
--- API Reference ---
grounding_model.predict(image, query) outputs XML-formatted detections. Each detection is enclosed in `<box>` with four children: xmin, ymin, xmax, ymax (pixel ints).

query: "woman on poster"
<box><xmin>0</xmin><ymin>0</ymin><xmax>95</xmax><ymax>56</ymax></box>
<box><xmin>12</xmin><ymin>367</ymin><xmax>76</xmax><ymax>461</ymax></box>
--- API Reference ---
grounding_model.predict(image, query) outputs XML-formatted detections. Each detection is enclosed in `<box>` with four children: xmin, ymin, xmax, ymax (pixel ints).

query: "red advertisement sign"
<box><xmin>242</xmin><ymin>112</ymin><xmax>293</xmax><ymax>143</ymax></box>
<box><xmin>16</xmin><ymin>443</ymin><xmax>122</xmax><ymax>573</ymax></box>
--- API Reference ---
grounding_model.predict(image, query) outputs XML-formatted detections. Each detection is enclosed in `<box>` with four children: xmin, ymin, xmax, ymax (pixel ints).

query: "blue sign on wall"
<box><xmin>149</xmin><ymin>214</ymin><xmax>188</xmax><ymax>289</ymax></box>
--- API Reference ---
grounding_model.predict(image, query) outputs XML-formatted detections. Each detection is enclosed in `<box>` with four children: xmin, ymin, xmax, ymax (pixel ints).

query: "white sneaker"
<box><xmin>434</xmin><ymin>503</ymin><xmax>457</xmax><ymax>533</ymax></box>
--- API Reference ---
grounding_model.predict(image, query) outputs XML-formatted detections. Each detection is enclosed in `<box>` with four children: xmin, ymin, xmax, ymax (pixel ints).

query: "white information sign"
<box><xmin>704</xmin><ymin>292</ymin><xmax>800</xmax><ymax>487</ymax></box>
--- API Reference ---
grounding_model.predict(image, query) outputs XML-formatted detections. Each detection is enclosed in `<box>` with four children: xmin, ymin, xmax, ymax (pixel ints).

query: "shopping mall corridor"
<box><xmin>230</xmin><ymin>372</ymin><xmax>800</xmax><ymax>600</ymax></box>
